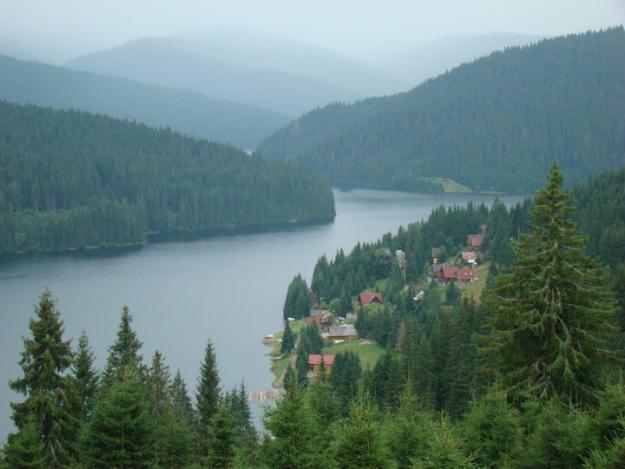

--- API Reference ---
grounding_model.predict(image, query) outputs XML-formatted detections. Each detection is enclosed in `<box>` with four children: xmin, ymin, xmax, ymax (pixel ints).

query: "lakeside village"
<box><xmin>263</xmin><ymin>224</ymin><xmax>488</xmax><ymax>387</ymax></box>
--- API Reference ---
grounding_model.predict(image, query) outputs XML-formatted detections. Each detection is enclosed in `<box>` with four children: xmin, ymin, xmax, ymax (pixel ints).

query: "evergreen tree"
<box><xmin>148</xmin><ymin>350</ymin><xmax>172</xmax><ymax>467</ymax></box>
<box><xmin>2</xmin><ymin>419</ymin><xmax>46</xmax><ymax>469</ymax></box>
<box><xmin>296</xmin><ymin>346</ymin><xmax>310</xmax><ymax>388</ymax></box>
<box><xmin>445</xmin><ymin>281</ymin><xmax>461</xmax><ymax>306</ymax></box>
<box><xmin>486</xmin><ymin>163</ymin><xmax>616</xmax><ymax>405</ymax></box>
<box><xmin>71</xmin><ymin>330</ymin><xmax>99</xmax><ymax>422</ymax></box>
<box><xmin>280</xmin><ymin>320</ymin><xmax>295</xmax><ymax>355</ymax></box>
<box><xmin>385</xmin><ymin>390</ymin><xmax>430</xmax><ymax>468</ymax></box>
<box><xmin>283</xmin><ymin>274</ymin><xmax>312</xmax><ymax>320</ymax></box>
<box><xmin>411</xmin><ymin>416</ymin><xmax>476</xmax><ymax>469</ymax></box>
<box><xmin>102</xmin><ymin>306</ymin><xmax>144</xmax><ymax>387</ymax></box>
<box><xmin>171</xmin><ymin>370</ymin><xmax>195</xmax><ymax>427</ymax></box>
<box><xmin>196</xmin><ymin>339</ymin><xmax>221</xmax><ymax>456</ymax></box>
<box><xmin>206</xmin><ymin>402</ymin><xmax>237</xmax><ymax>469</ymax></box>
<box><xmin>330</xmin><ymin>396</ymin><xmax>393</xmax><ymax>469</ymax></box>
<box><xmin>9</xmin><ymin>290</ymin><xmax>76</xmax><ymax>467</ymax></box>
<box><xmin>81</xmin><ymin>369</ymin><xmax>153</xmax><ymax>468</ymax></box>
<box><xmin>261</xmin><ymin>372</ymin><xmax>320</xmax><ymax>469</ymax></box>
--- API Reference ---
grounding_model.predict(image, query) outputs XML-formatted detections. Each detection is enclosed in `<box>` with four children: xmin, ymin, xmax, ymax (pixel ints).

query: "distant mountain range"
<box><xmin>66</xmin><ymin>31</ymin><xmax>408</xmax><ymax>116</ymax></box>
<box><xmin>0</xmin><ymin>55</ymin><xmax>289</xmax><ymax>149</ymax></box>
<box><xmin>258</xmin><ymin>28</ymin><xmax>625</xmax><ymax>194</ymax></box>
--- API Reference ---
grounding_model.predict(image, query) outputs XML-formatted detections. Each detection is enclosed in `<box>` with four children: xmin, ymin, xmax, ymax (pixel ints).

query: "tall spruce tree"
<box><xmin>196</xmin><ymin>339</ymin><xmax>221</xmax><ymax>456</ymax></box>
<box><xmin>102</xmin><ymin>306</ymin><xmax>144</xmax><ymax>387</ymax></box>
<box><xmin>261</xmin><ymin>372</ymin><xmax>320</xmax><ymax>469</ymax></box>
<box><xmin>71</xmin><ymin>331</ymin><xmax>99</xmax><ymax>422</ymax></box>
<box><xmin>81</xmin><ymin>368</ymin><xmax>153</xmax><ymax>468</ymax></box>
<box><xmin>487</xmin><ymin>163</ymin><xmax>616</xmax><ymax>405</ymax></box>
<box><xmin>171</xmin><ymin>370</ymin><xmax>195</xmax><ymax>427</ymax></box>
<box><xmin>148</xmin><ymin>350</ymin><xmax>172</xmax><ymax>467</ymax></box>
<box><xmin>206</xmin><ymin>402</ymin><xmax>237</xmax><ymax>469</ymax></box>
<box><xmin>9</xmin><ymin>290</ymin><xmax>76</xmax><ymax>467</ymax></box>
<box><xmin>281</xmin><ymin>320</ymin><xmax>295</xmax><ymax>355</ymax></box>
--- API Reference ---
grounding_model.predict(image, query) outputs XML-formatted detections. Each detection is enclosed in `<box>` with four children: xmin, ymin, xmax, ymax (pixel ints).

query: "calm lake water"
<box><xmin>0</xmin><ymin>189</ymin><xmax>522</xmax><ymax>437</ymax></box>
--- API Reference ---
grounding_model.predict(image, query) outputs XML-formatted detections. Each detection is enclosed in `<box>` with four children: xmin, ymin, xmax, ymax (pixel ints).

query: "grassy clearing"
<box><xmin>461</xmin><ymin>261</ymin><xmax>490</xmax><ymax>302</ymax></box>
<box><xmin>322</xmin><ymin>340</ymin><xmax>386</xmax><ymax>369</ymax></box>
<box><xmin>427</xmin><ymin>177</ymin><xmax>473</xmax><ymax>193</ymax></box>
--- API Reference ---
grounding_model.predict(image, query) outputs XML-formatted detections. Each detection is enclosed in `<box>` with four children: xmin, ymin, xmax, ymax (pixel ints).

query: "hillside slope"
<box><xmin>259</xmin><ymin>28</ymin><xmax>625</xmax><ymax>193</ymax></box>
<box><xmin>0</xmin><ymin>55</ymin><xmax>289</xmax><ymax>149</ymax></box>
<box><xmin>67</xmin><ymin>36</ymin><xmax>368</xmax><ymax>117</ymax></box>
<box><xmin>0</xmin><ymin>101</ymin><xmax>335</xmax><ymax>254</ymax></box>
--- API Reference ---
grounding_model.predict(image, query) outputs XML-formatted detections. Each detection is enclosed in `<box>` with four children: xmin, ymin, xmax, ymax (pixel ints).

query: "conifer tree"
<box><xmin>487</xmin><ymin>163</ymin><xmax>616</xmax><ymax>405</ymax></box>
<box><xmin>296</xmin><ymin>346</ymin><xmax>310</xmax><ymax>388</ymax></box>
<box><xmin>148</xmin><ymin>350</ymin><xmax>172</xmax><ymax>467</ymax></box>
<box><xmin>196</xmin><ymin>339</ymin><xmax>221</xmax><ymax>456</ymax></box>
<box><xmin>9</xmin><ymin>290</ymin><xmax>76</xmax><ymax>467</ymax></box>
<box><xmin>2</xmin><ymin>419</ymin><xmax>46</xmax><ymax>469</ymax></box>
<box><xmin>81</xmin><ymin>368</ymin><xmax>153</xmax><ymax>468</ymax></box>
<box><xmin>206</xmin><ymin>402</ymin><xmax>237</xmax><ymax>469</ymax></box>
<box><xmin>261</xmin><ymin>372</ymin><xmax>320</xmax><ymax>469</ymax></box>
<box><xmin>385</xmin><ymin>389</ymin><xmax>430</xmax><ymax>468</ymax></box>
<box><xmin>171</xmin><ymin>369</ymin><xmax>195</xmax><ymax>427</ymax></box>
<box><xmin>71</xmin><ymin>330</ymin><xmax>99</xmax><ymax>422</ymax></box>
<box><xmin>280</xmin><ymin>320</ymin><xmax>295</xmax><ymax>355</ymax></box>
<box><xmin>102</xmin><ymin>306</ymin><xmax>144</xmax><ymax>387</ymax></box>
<box><xmin>330</xmin><ymin>396</ymin><xmax>393</xmax><ymax>469</ymax></box>
<box><xmin>412</xmin><ymin>416</ymin><xmax>476</xmax><ymax>468</ymax></box>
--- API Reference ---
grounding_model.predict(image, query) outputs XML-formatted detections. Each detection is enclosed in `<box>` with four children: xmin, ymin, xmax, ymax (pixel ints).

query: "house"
<box><xmin>461</xmin><ymin>251</ymin><xmax>477</xmax><ymax>265</ymax></box>
<box><xmin>306</xmin><ymin>311</ymin><xmax>334</xmax><ymax>331</ymax></box>
<box><xmin>457</xmin><ymin>268</ymin><xmax>477</xmax><ymax>283</ymax></box>
<box><xmin>432</xmin><ymin>263</ymin><xmax>444</xmax><ymax>280</ymax></box>
<box><xmin>467</xmin><ymin>234</ymin><xmax>485</xmax><ymax>252</ymax></box>
<box><xmin>308</xmin><ymin>354</ymin><xmax>335</xmax><ymax>374</ymax></box>
<box><xmin>358</xmin><ymin>292</ymin><xmax>383</xmax><ymax>306</ymax></box>
<box><xmin>396</xmin><ymin>250</ymin><xmax>406</xmax><ymax>267</ymax></box>
<box><xmin>431</xmin><ymin>247</ymin><xmax>441</xmax><ymax>264</ymax></box>
<box><xmin>328</xmin><ymin>324</ymin><xmax>358</xmax><ymax>343</ymax></box>
<box><xmin>442</xmin><ymin>265</ymin><xmax>458</xmax><ymax>284</ymax></box>
<box><xmin>346</xmin><ymin>311</ymin><xmax>357</xmax><ymax>320</ymax></box>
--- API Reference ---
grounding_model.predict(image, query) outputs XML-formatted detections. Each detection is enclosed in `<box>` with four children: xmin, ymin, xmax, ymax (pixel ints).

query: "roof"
<box><xmin>328</xmin><ymin>324</ymin><xmax>358</xmax><ymax>337</ymax></box>
<box><xmin>431</xmin><ymin>247</ymin><xmax>441</xmax><ymax>257</ymax></box>
<box><xmin>468</xmin><ymin>234</ymin><xmax>484</xmax><ymax>248</ymax></box>
<box><xmin>308</xmin><ymin>354</ymin><xmax>335</xmax><ymax>366</ymax></box>
<box><xmin>432</xmin><ymin>264</ymin><xmax>443</xmax><ymax>273</ymax></box>
<box><xmin>461</xmin><ymin>252</ymin><xmax>476</xmax><ymax>262</ymax></box>
<box><xmin>359</xmin><ymin>292</ymin><xmax>383</xmax><ymax>305</ymax></box>
<box><xmin>442</xmin><ymin>265</ymin><xmax>457</xmax><ymax>280</ymax></box>
<box><xmin>457</xmin><ymin>268</ymin><xmax>476</xmax><ymax>281</ymax></box>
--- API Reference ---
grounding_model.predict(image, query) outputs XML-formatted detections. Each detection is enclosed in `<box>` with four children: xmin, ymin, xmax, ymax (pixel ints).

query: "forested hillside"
<box><xmin>4</xmin><ymin>169</ymin><xmax>625</xmax><ymax>468</ymax></box>
<box><xmin>0</xmin><ymin>55</ymin><xmax>290</xmax><ymax>148</ymax></box>
<box><xmin>0</xmin><ymin>101</ymin><xmax>335</xmax><ymax>255</ymax></box>
<box><xmin>259</xmin><ymin>28</ymin><xmax>625</xmax><ymax>193</ymax></box>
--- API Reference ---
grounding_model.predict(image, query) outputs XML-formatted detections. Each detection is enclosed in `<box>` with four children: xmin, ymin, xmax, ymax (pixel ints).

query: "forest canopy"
<box><xmin>259</xmin><ymin>28</ymin><xmax>625</xmax><ymax>194</ymax></box>
<box><xmin>0</xmin><ymin>101</ymin><xmax>335</xmax><ymax>255</ymax></box>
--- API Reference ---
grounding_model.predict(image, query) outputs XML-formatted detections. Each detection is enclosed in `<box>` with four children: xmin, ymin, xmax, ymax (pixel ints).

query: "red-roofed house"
<box><xmin>467</xmin><ymin>234</ymin><xmax>485</xmax><ymax>252</ymax></box>
<box><xmin>457</xmin><ymin>268</ymin><xmax>477</xmax><ymax>283</ymax></box>
<box><xmin>442</xmin><ymin>265</ymin><xmax>458</xmax><ymax>283</ymax></box>
<box><xmin>358</xmin><ymin>292</ymin><xmax>383</xmax><ymax>306</ymax></box>
<box><xmin>461</xmin><ymin>252</ymin><xmax>477</xmax><ymax>265</ymax></box>
<box><xmin>308</xmin><ymin>354</ymin><xmax>335</xmax><ymax>374</ymax></box>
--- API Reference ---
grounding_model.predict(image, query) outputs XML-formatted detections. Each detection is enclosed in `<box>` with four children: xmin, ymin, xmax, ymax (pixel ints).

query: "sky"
<box><xmin>2</xmin><ymin>0</ymin><xmax>624</xmax><ymax>64</ymax></box>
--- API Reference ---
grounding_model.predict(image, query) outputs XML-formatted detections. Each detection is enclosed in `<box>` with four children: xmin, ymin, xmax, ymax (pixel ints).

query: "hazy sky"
<box><xmin>2</xmin><ymin>0</ymin><xmax>624</xmax><ymax>64</ymax></box>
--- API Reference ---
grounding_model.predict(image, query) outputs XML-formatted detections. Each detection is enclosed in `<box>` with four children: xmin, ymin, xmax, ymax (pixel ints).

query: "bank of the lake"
<box><xmin>0</xmin><ymin>188</ymin><xmax>523</xmax><ymax>439</ymax></box>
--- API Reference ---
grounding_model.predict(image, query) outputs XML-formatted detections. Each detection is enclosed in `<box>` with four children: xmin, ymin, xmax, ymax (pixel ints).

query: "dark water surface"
<box><xmin>0</xmin><ymin>189</ymin><xmax>522</xmax><ymax>437</ymax></box>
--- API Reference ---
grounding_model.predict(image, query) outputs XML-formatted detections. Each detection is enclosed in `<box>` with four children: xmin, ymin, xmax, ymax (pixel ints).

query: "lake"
<box><xmin>0</xmin><ymin>188</ymin><xmax>522</xmax><ymax>438</ymax></box>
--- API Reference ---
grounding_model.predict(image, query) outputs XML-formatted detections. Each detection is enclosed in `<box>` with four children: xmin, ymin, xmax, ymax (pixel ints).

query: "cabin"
<box><xmin>461</xmin><ymin>251</ymin><xmax>477</xmax><ymax>265</ymax></box>
<box><xmin>441</xmin><ymin>265</ymin><xmax>458</xmax><ymax>284</ymax></box>
<box><xmin>306</xmin><ymin>311</ymin><xmax>333</xmax><ymax>331</ymax></box>
<box><xmin>308</xmin><ymin>354</ymin><xmax>335</xmax><ymax>374</ymax></box>
<box><xmin>327</xmin><ymin>324</ymin><xmax>358</xmax><ymax>343</ymax></box>
<box><xmin>431</xmin><ymin>263</ymin><xmax>444</xmax><ymax>280</ymax></box>
<box><xmin>262</xmin><ymin>334</ymin><xmax>274</xmax><ymax>345</ymax></box>
<box><xmin>431</xmin><ymin>247</ymin><xmax>441</xmax><ymax>264</ymax></box>
<box><xmin>346</xmin><ymin>311</ymin><xmax>357</xmax><ymax>321</ymax></box>
<box><xmin>467</xmin><ymin>234</ymin><xmax>484</xmax><ymax>252</ymax></box>
<box><xmin>358</xmin><ymin>292</ymin><xmax>383</xmax><ymax>306</ymax></box>
<box><xmin>456</xmin><ymin>268</ymin><xmax>477</xmax><ymax>283</ymax></box>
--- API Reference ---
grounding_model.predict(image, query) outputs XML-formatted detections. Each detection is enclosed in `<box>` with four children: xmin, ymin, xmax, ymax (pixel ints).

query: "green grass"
<box><xmin>427</xmin><ymin>177</ymin><xmax>473</xmax><ymax>193</ymax></box>
<box><xmin>461</xmin><ymin>261</ymin><xmax>490</xmax><ymax>302</ymax></box>
<box><xmin>322</xmin><ymin>340</ymin><xmax>386</xmax><ymax>369</ymax></box>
